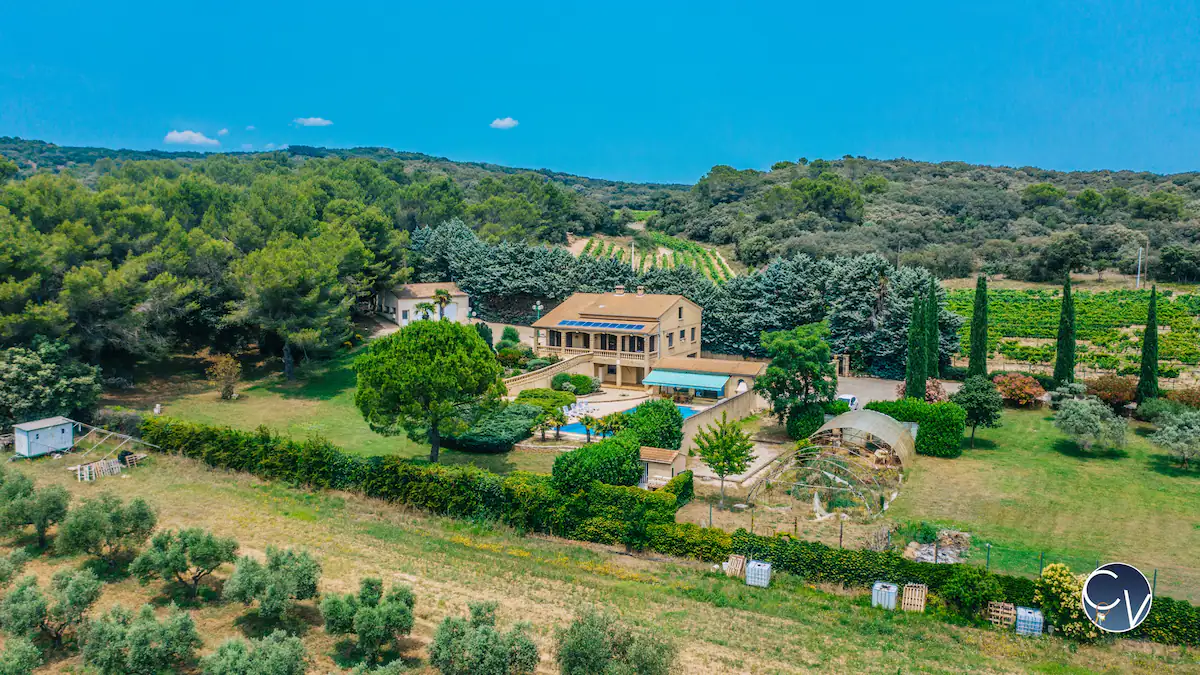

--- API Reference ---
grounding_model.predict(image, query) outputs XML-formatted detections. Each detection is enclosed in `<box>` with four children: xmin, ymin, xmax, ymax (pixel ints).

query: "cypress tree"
<box><xmin>925</xmin><ymin>280</ymin><xmax>940</xmax><ymax>380</ymax></box>
<box><xmin>905</xmin><ymin>294</ymin><xmax>927</xmax><ymax>399</ymax></box>
<box><xmin>1136</xmin><ymin>286</ymin><xmax>1159</xmax><ymax>402</ymax></box>
<box><xmin>1052</xmin><ymin>276</ymin><xmax>1076</xmax><ymax>387</ymax></box>
<box><xmin>967</xmin><ymin>275</ymin><xmax>989</xmax><ymax>379</ymax></box>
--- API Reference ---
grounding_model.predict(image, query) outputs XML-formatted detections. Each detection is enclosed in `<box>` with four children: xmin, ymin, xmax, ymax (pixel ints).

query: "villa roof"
<box><xmin>652</xmin><ymin>357</ymin><xmax>766</xmax><ymax>378</ymax></box>
<box><xmin>533</xmin><ymin>291</ymin><xmax>693</xmax><ymax>331</ymax></box>
<box><xmin>640</xmin><ymin>447</ymin><xmax>681</xmax><ymax>464</ymax></box>
<box><xmin>391</xmin><ymin>282</ymin><xmax>467</xmax><ymax>299</ymax></box>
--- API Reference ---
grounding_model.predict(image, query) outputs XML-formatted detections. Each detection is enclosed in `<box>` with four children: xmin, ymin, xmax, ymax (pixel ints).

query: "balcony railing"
<box><xmin>538</xmin><ymin>345</ymin><xmax>658</xmax><ymax>362</ymax></box>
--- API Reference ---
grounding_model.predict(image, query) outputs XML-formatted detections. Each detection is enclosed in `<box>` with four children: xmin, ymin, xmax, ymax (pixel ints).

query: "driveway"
<box><xmin>838</xmin><ymin>376</ymin><xmax>960</xmax><ymax>405</ymax></box>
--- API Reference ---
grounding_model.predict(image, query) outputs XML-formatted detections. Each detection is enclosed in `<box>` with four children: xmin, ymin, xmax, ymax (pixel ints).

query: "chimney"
<box><xmin>636</xmin><ymin>285</ymin><xmax>645</xmax><ymax>296</ymax></box>
<box><xmin>614</xmin><ymin>285</ymin><xmax>625</xmax><ymax>296</ymax></box>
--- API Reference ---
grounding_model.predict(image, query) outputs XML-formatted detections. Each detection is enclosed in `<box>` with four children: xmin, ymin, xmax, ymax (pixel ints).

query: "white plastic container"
<box><xmin>1016</xmin><ymin>607</ymin><xmax>1044</xmax><ymax>636</ymax></box>
<box><xmin>745</xmin><ymin>560</ymin><xmax>772</xmax><ymax>588</ymax></box>
<box><xmin>871</xmin><ymin>581</ymin><xmax>898</xmax><ymax>610</ymax></box>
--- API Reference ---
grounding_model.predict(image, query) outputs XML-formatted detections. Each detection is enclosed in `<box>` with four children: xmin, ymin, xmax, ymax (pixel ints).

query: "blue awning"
<box><xmin>642</xmin><ymin>369</ymin><xmax>730</xmax><ymax>390</ymax></box>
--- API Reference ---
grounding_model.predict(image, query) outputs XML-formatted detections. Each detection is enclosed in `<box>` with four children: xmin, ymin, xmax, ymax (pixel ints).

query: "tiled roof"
<box><xmin>653</xmin><ymin>356</ymin><xmax>766</xmax><ymax>377</ymax></box>
<box><xmin>533</xmin><ymin>291</ymin><xmax>695</xmax><ymax>330</ymax></box>
<box><xmin>640</xmin><ymin>446</ymin><xmax>681</xmax><ymax>464</ymax></box>
<box><xmin>391</xmin><ymin>282</ymin><xmax>466</xmax><ymax>299</ymax></box>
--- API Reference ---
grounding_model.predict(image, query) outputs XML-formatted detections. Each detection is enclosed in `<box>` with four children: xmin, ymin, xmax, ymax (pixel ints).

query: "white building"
<box><xmin>13</xmin><ymin>416</ymin><xmax>74</xmax><ymax>458</ymax></box>
<box><xmin>376</xmin><ymin>282</ymin><xmax>471</xmax><ymax>326</ymax></box>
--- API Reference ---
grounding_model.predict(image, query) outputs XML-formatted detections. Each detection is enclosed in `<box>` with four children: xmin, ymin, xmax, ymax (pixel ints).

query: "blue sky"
<box><xmin>2</xmin><ymin>1</ymin><xmax>1199</xmax><ymax>184</ymax></box>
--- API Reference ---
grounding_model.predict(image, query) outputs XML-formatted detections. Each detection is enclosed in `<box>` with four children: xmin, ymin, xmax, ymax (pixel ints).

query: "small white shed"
<box><xmin>13</xmin><ymin>416</ymin><xmax>75</xmax><ymax>458</ymax></box>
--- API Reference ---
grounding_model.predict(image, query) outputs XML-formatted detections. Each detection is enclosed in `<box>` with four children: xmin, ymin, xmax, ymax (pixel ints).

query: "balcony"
<box><xmin>538</xmin><ymin>345</ymin><xmax>658</xmax><ymax>363</ymax></box>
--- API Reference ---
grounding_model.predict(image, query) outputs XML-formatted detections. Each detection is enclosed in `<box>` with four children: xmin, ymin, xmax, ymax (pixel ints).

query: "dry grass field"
<box><xmin>3</xmin><ymin>453</ymin><xmax>1197</xmax><ymax>674</ymax></box>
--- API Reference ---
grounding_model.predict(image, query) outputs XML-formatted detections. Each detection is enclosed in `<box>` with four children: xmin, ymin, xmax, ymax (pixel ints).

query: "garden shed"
<box><xmin>809</xmin><ymin>410</ymin><xmax>915</xmax><ymax>469</ymax></box>
<box><xmin>12</xmin><ymin>416</ymin><xmax>75</xmax><ymax>458</ymax></box>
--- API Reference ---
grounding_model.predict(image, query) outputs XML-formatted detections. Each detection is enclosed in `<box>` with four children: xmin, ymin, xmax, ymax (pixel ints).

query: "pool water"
<box><xmin>557</xmin><ymin>403</ymin><xmax>700</xmax><ymax>436</ymax></box>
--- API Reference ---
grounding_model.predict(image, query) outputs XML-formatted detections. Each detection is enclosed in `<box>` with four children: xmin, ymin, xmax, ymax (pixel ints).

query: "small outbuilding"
<box><xmin>642</xmin><ymin>357</ymin><xmax>766</xmax><ymax>401</ymax></box>
<box><xmin>809</xmin><ymin>409</ymin><xmax>916</xmax><ymax>469</ymax></box>
<box><xmin>12</xmin><ymin>416</ymin><xmax>75</xmax><ymax>458</ymax></box>
<box><xmin>639</xmin><ymin>446</ymin><xmax>687</xmax><ymax>489</ymax></box>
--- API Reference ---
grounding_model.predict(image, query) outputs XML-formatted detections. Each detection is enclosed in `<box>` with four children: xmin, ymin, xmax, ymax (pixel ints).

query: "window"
<box><xmin>401</xmin><ymin>310</ymin><xmax>409</xmax><ymax>321</ymax></box>
<box><xmin>679</xmin><ymin>330</ymin><xmax>685</xmax><ymax>341</ymax></box>
<box><xmin>606</xmin><ymin>365</ymin><xmax>616</xmax><ymax>375</ymax></box>
<box><xmin>678</xmin><ymin>307</ymin><xmax>683</xmax><ymax>320</ymax></box>
<box><xmin>649</xmin><ymin>336</ymin><xmax>657</xmax><ymax>352</ymax></box>
<box><xmin>691</xmin><ymin>327</ymin><xmax>696</xmax><ymax>342</ymax></box>
<box><xmin>549</xmin><ymin>330</ymin><xmax>562</xmax><ymax>347</ymax></box>
<box><xmin>667</xmin><ymin>334</ymin><xmax>674</xmax><ymax>348</ymax></box>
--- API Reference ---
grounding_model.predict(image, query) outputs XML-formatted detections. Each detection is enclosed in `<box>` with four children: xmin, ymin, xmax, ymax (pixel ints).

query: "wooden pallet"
<box><xmin>901</xmin><ymin>583</ymin><xmax>927</xmax><ymax>612</ymax></box>
<box><xmin>123</xmin><ymin>453</ymin><xmax>148</xmax><ymax>468</ymax></box>
<box><xmin>725</xmin><ymin>554</ymin><xmax>746</xmax><ymax>579</ymax></box>
<box><xmin>988</xmin><ymin>601</ymin><xmax>1017</xmax><ymax>627</ymax></box>
<box><xmin>76</xmin><ymin>463</ymin><xmax>95</xmax><ymax>482</ymax></box>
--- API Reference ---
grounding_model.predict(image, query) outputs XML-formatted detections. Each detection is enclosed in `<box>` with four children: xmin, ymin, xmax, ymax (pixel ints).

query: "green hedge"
<box><xmin>785</xmin><ymin>403</ymin><xmax>825</xmax><ymax>440</ymax></box>
<box><xmin>551</xmin><ymin>430</ymin><xmax>642</xmax><ymax>492</ymax></box>
<box><xmin>1133</xmin><ymin>595</ymin><xmax>1200</xmax><ymax>646</ymax></box>
<box><xmin>647</xmin><ymin>522</ymin><xmax>731</xmax><ymax>561</ymax></box>
<box><xmin>552</xmin><ymin>373</ymin><xmax>595</xmax><ymax>395</ymax></box>
<box><xmin>865</xmin><ymin>399</ymin><xmax>966</xmax><ymax>458</ymax></box>
<box><xmin>626</xmin><ymin>399</ymin><xmax>683</xmax><ymax>450</ymax></box>
<box><xmin>443</xmin><ymin>404</ymin><xmax>542</xmax><ymax>454</ymax></box>
<box><xmin>513</xmin><ymin>389</ymin><xmax>576</xmax><ymax>417</ymax></box>
<box><xmin>660</xmin><ymin>471</ymin><xmax>694</xmax><ymax>508</ymax></box>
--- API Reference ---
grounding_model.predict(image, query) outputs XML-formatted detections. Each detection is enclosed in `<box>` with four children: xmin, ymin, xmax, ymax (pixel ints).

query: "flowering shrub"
<box><xmin>1086</xmin><ymin>375</ymin><xmax>1137</xmax><ymax>411</ymax></box>
<box><xmin>1167</xmin><ymin>386</ymin><xmax>1200</xmax><ymax>409</ymax></box>
<box><xmin>993</xmin><ymin>373</ymin><xmax>1045</xmax><ymax>407</ymax></box>
<box><xmin>893</xmin><ymin>379</ymin><xmax>949</xmax><ymax>403</ymax></box>
<box><xmin>1034</xmin><ymin>564</ymin><xmax>1101</xmax><ymax>642</ymax></box>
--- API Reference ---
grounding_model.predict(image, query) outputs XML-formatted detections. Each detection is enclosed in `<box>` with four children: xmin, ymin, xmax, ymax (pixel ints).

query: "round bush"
<box><xmin>785</xmin><ymin>404</ymin><xmax>824</xmax><ymax>440</ymax></box>
<box><xmin>940</xmin><ymin>566</ymin><xmax>1003</xmax><ymax>617</ymax></box>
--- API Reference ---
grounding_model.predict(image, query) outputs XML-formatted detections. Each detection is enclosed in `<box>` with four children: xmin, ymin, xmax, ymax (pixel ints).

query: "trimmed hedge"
<box><xmin>865</xmin><ymin>399</ymin><xmax>966</xmax><ymax>458</ymax></box>
<box><xmin>551</xmin><ymin>430</ymin><xmax>642</xmax><ymax>492</ymax></box>
<box><xmin>730</xmin><ymin>529</ymin><xmax>1035</xmax><ymax>605</ymax></box>
<box><xmin>626</xmin><ymin>399</ymin><xmax>684</xmax><ymax>450</ymax></box>
<box><xmin>660</xmin><ymin>471</ymin><xmax>694</xmax><ymax>508</ymax></box>
<box><xmin>647</xmin><ymin>522</ymin><xmax>731</xmax><ymax>561</ymax></box>
<box><xmin>513</xmin><ymin>389</ymin><xmax>576</xmax><ymax>417</ymax></box>
<box><xmin>443</xmin><ymin>404</ymin><xmax>542</xmax><ymax>454</ymax></box>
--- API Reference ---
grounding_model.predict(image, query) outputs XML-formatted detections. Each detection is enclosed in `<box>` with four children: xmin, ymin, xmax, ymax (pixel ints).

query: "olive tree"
<box><xmin>55</xmin><ymin>493</ymin><xmax>157</xmax><ymax>567</ymax></box>
<box><xmin>82</xmin><ymin>604</ymin><xmax>201</xmax><ymax>675</ymax></box>
<box><xmin>202</xmin><ymin>630</ymin><xmax>307</xmax><ymax>675</ymax></box>
<box><xmin>428</xmin><ymin>601</ymin><xmax>539</xmax><ymax>675</ymax></box>
<box><xmin>0</xmin><ymin>569</ymin><xmax>102</xmax><ymax>647</ymax></box>
<box><xmin>223</xmin><ymin>547</ymin><xmax>321</xmax><ymax>622</ymax></box>
<box><xmin>129</xmin><ymin>528</ymin><xmax>239</xmax><ymax>598</ymax></box>
<box><xmin>321</xmin><ymin>577</ymin><xmax>416</xmax><ymax>665</ymax></box>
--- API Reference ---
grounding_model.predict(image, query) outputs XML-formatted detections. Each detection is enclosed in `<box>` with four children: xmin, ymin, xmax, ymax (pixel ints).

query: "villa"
<box><xmin>375</xmin><ymin>282</ymin><xmax>471</xmax><ymax>325</ymax></box>
<box><xmin>533</xmin><ymin>285</ymin><xmax>702</xmax><ymax>387</ymax></box>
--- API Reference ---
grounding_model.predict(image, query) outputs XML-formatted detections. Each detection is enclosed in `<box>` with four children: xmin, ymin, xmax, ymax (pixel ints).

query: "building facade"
<box><xmin>376</xmin><ymin>282</ymin><xmax>471</xmax><ymax>326</ymax></box>
<box><xmin>532</xmin><ymin>286</ymin><xmax>702</xmax><ymax>387</ymax></box>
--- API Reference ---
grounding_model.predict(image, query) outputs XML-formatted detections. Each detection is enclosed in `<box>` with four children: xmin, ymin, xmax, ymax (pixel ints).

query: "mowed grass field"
<box><xmin>132</xmin><ymin>350</ymin><xmax>557</xmax><ymax>475</ymax></box>
<box><xmin>890</xmin><ymin>408</ymin><xmax>1200</xmax><ymax>601</ymax></box>
<box><xmin>8</xmin><ymin>454</ymin><xmax>1198</xmax><ymax>674</ymax></box>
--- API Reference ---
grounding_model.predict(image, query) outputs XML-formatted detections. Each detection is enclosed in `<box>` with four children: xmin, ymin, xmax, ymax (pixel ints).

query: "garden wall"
<box><xmin>503</xmin><ymin>353</ymin><xmax>594</xmax><ymax>395</ymax></box>
<box><xmin>680</xmin><ymin>390</ymin><xmax>766</xmax><ymax>451</ymax></box>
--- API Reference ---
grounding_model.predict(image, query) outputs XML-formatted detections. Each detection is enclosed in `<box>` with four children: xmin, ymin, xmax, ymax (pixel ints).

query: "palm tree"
<box><xmin>594</xmin><ymin>417</ymin><xmax>614</xmax><ymax>439</ymax></box>
<box><xmin>415</xmin><ymin>302</ymin><xmax>435</xmax><ymax>320</ymax></box>
<box><xmin>547</xmin><ymin>409</ymin><xmax>567</xmax><ymax>440</ymax></box>
<box><xmin>432</xmin><ymin>288</ymin><xmax>453</xmax><ymax>320</ymax></box>
<box><xmin>535</xmin><ymin>417</ymin><xmax>552</xmax><ymax>442</ymax></box>
<box><xmin>579</xmin><ymin>415</ymin><xmax>598</xmax><ymax>443</ymax></box>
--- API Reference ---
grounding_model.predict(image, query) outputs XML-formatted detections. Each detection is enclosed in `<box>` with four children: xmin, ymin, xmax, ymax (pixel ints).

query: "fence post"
<box><xmin>793</xmin><ymin>517</ymin><xmax>798</xmax><ymax>537</ymax></box>
<box><xmin>750</xmin><ymin>508</ymin><xmax>755</xmax><ymax>534</ymax></box>
<box><xmin>839</xmin><ymin>519</ymin><xmax>844</xmax><ymax>549</ymax></box>
<box><xmin>986</xmin><ymin>543</ymin><xmax>991</xmax><ymax>571</ymax></box>
<box><xmin>1152</xmin><ymin>569</ymin><xmax>1157</xmax><ymax>595</ymax></box>
<box><xmin>709</xmin><ymin>502</ymin><xmax>713</xmax><ymax>528</ymax></box>
<box><xmin>1038</xmin><ymin>552</ymin><xmax>1044</xmax><ymax>575</ymax></box>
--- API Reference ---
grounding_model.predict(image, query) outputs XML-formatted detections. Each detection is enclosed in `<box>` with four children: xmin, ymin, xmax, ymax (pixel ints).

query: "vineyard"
<box><xmin>578</xmin><ymin>232</ymin><xmax>735</xmax><ymax>282</ymax></box>
<box><xmin>946</xmin><ymin>288</ymin><xmax>1200</xmax><ymax>378</ymax></box>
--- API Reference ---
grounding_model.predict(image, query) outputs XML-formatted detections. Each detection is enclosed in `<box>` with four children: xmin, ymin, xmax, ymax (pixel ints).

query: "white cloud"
<box><xmin>217</xmin><ymin>128</ymin><xmax>229</xmax><ymax>136</ymax></box>
<box><xmin>163</xmin><ymin>130</ymin><xmax>220</xmax><ymax>146</ymax></box>
<box><xmin>489</xmin><ymin>117</ymin><xmax>519</xmax><ymax>129</ymax></box>
<box><xmin>293</xmin><ymin>117</ymin><xmax>333</xmax><ymax>127</ymax></box>
<box><xmin>245</xmin><ymin>125</ymin><xmax>256</xmax><ymax>131</ymax></box>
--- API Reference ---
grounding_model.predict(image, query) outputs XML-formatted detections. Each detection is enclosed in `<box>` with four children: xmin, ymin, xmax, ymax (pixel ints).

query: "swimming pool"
<box><xmin>557</xmin><ymin>402</ymin><xmax>701</xmax><ymax>436</ymax></box>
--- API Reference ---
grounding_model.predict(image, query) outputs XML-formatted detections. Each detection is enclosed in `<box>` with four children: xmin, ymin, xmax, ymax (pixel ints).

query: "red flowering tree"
<box><xmin>993</xmin><ymin>373</ymin><xmax>1046</xmax><ymax>407</ymax></box>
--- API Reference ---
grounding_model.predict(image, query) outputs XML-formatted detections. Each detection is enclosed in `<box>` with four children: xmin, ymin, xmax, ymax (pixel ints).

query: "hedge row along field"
<box><xmin>139</xmin><ymin>417</ymin><xmax>1200</xmax><ymax>649</ymax></box>
<box><xmin>947</xmin><ymin>288</ymin><xmax>1200</xmax><ymax>374</ymax></box>
<box><xmin>578</xmin><ymin>233</ymin><xmax>734</xmax><ymax>282</ymax></box>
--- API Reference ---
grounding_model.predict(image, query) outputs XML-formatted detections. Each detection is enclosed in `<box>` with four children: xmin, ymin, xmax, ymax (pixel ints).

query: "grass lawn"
<box><xmin>890</xmin><ymin>408</ymin><xmax>1200</xmax><ymax>601</ymax></box>
<box><xmin>129</xmin><ymin>350</ymin><xmax>557</xmax><ymax>475</ymax></box>
<box><xmin>9</xmin><ymin>454</ymin><xmax>1197</xmax><ymax>674</ymax></box>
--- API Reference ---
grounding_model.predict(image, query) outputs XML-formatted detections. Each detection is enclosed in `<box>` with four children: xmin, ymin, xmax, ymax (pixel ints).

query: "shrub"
<box><xmin>524</xmin><ymin>358</ymin><xmax>551</xmax><ymax>371</ymax></box>
<box><xmin>821</xmin><ymin>400</ymin><xmax>851</xmax><ymax>416</ymax></box>
<box><xmin>202</xmin><ymin>630</ymin><xmax>307</xmax><ymax>675</ymax></box>
<box><xmin>1086</xmin><ymin>375</ymin><xmax>1137</xmax><ymax>411</ymax></box>
<box><xmin>513</xmin><ymin>389</ymin><xmax>576</xmax><ymax>417</ymax></box>
<box><xmin>443</xmin><ymin>404</ymin><xmax>541</xmax><ymax>454</ymax></box>
<box><xmin>785</xmin><ymin>403</ymin><xmax>824</xmax><ymax>440</ymax></box>
<box><xmin>428</xmin><ymin>601</ymin><xmax>539</xmax><ymax>675</ymax></box>
<box><xmin>992</xmin><ymin>373</ymin><xmax>1046</xmax><ymax>407</ymax></box>
<box><xmin>551</xmin><ymin>373</ymin><xmax>572</xmax><ymax>391</ymax></box>
<box><xmin>556</xmin><ymin>610</ymin><xmax>676</xmax><ymax>675</ymax></box>
<box><xmin>894</xmin><ymin>379</ymin><xmax>949</xmax><ymax>403</ymax></box>
<box><xmin>659</xmin><ymin>471</ymin><xmax>694</xmax><ymax>507</ymax></box>
<box><xmin>474</xmin><ymin>322</ymin><xmax>494</xmax><ymax>350</ymax></box>
<box><xmin>0</xmin><ymin>569</ymin><xmax>102</xmax><ymax>647</ymax></box>
<box><xmin>129</xmin><ymin>528</ymin><xmax>240</xmax><ymax>598</ymax></box>
<box><xmin>224</xmin><ymin>547</ymin><xmax>321</xmax><ymax>622</ymax></box>
<box><xmin>1167</xmin><ymin>386</ymin><xmax>1200</xmax><ymax>409</ymax></box>
<box><xmin>321</xmin><ymin>578</ymin><xmax>415</xmax><ymax>665</ymax></box>
<box><xmin>552</xmin><ymin>431</ymin><xmax>642</xmax><ymax>492</ymax></box>
<box><xmin>0</xmin><ymin>637</ymin><xmax>40</xmax><ymax>675</ymax></box>
<box><xmin>91</xmin><ymin>407</ymin><xmax>145</xmax><ymax>436</ymax></box>
<box><xmin>626</xmin><ymin>400</ymin><xmax>683</xmax><ymax>450</ymax></box>
<box><xmin>864</xmin><ymin>399</ymin><xmax>965</xmax><ymax>458</ymax></box>
<box><xmin>82</xmin><ymin>604</ymin><xmax>201</xmax><ymax>675</ymax></box>
<box><xmin>940</xmin><ymin>566</ymin><xmax>1004</xmax><ymax>617</ymax></box>
<box><xmin>1034</xmin><ymin>564</ymin><xmax>1101</xmax><ymax>642</ymax></box>
<box><xmin>568</xmin><ymin>373</ymin><xmax>594</xmax><ymax>395</ymax></box>
<box><xmin>206</xmin><ymin>354</ymin><xmax>242</xmax><ymax>400</ymax></box>
<box><xmin>646</xmin><ymin>522</ymin><xmax>731</xmax><ymax>560</ymax></box>
<box><xmin>496</xmin><ymin>348</ymin><xmax>523</xmax><ymax>367</ymax></box>
<box><xmin>55</xmin><ymin>493</ymin><xmax>157</xmax><ymax>567</ymax></box>
<box><xmin>501</xmin><ymin>326</ymin><xmax>521</xmax><ymax>343</ymax></box>
<box><xmin>1134</xmin><ymin>396</ymin><xmax>1188</xmax><ymax>423</ymax></box>
<box><xmin>1054</xmin><ymin>397</ymin><xmax>1126</xmax><ymax>452</ymax></box>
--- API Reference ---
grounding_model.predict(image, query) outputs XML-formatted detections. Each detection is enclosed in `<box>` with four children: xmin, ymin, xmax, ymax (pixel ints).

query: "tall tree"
<box><xmin>924</xmin><ymin>280</ymin><xmax>940</xmax><ymax>380</ymax></box>
<box><xmin>354</xmin><ymin>321</ymin><xmax>502</xmax><ymax>463</ymax></box>
<box><xmin>950</xmin><ymin>376</ymin><xmax>1003</xmax><ymax>448</ymax></box>
<box><xmin>904</xmin><ymin>296</ymin><xmax>926</xmax><ymax>399</ymax></box>
<box><xmin>694</xmin><ymin>412</ymin><xmax>756</xmax><ymax>506</ymax></box>
<box><xmin>755</xmin><ymin>323</ymin><xmax>838</xmax><ymax>424</ymax></box>
<box><xmin>1052</xmin><ymin>276</ymin><xmax>1076</xmax><ymax>387</ymax></box>
<box><xmin>968</xmin><ymin>275</ymin><xmax>989</xmax><ymax>379</ymax></box>
<box><xmin>1136</xmin><ymin>286</ymin><xmax>1160</xmax><ymax>403</ymax></box>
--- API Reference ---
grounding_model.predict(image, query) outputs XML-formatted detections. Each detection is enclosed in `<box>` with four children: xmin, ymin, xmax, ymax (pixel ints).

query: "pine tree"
<box><xmin>1053</xmin><ymin>276</ymin><xmax>1076</xmax><ymax>387</ymax></box>
<box><xmin>905</xmin><ymin>295</ymin><xmax>926</xmax><ymax>399</ymax></box>
<box><xmin>967</xmin><ymin>275</ymin><xmax>989</xmax><ymax>379</ymax></box>
<box><xmin>1136</xmin><ymin>286</ymin><xmax>1160</xmax><ymax>402</ymax></box>
<box><xmin>925</xmin><ymin>280</ymin><xmax>940</xmax><ymax>380</ymax></box>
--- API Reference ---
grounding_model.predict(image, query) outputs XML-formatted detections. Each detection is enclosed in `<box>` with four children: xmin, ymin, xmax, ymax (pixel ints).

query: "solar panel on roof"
<box><xmin>555</xmin><ymin>320</ymin><xmax>645</xmax><ymax>330</ymax></box>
